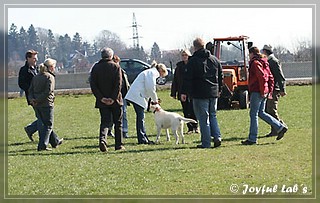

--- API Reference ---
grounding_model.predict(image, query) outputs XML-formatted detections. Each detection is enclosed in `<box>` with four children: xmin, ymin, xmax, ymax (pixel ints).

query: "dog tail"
<box><xmin>179</xmin><ymin>117</ymin><xmax>197</xmax><ymax>123</ymax></box>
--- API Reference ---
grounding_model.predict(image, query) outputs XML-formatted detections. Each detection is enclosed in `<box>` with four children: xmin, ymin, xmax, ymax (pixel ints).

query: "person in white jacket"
<box><xmin>125</xmin><ymin>61</ymin><xmax>168</xmax><ymax>144</ymax></box>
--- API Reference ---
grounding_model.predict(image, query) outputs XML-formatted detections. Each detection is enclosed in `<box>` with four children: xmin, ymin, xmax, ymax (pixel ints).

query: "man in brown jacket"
<box><xmin>90</xmin><ymin>47</ymin><xmax>124</xmax><ymax>152</ymax></box>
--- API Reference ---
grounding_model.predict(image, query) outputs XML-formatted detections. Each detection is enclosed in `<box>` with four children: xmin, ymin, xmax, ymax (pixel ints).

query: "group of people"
<box><xmin>18</xmin><ymin>37</ymin><xmax>288</xmax><ymax>152</ymax></box>
<box><xmin>18</xmin><ymin>50</ymin><xmax>63</xmax><ymax>151</ymax></box>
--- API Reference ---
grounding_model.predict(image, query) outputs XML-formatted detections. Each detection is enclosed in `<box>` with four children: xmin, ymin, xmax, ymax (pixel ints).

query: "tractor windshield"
<box><xmin>219</xmin><ymin>41</ymin><xmax>245</xmax><ymax>66</ymax></box>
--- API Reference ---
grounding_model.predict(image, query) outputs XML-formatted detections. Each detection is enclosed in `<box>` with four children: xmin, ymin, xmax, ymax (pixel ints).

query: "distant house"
<box><xmin>66</xmin><ymin>50</ymin><xmax>91</xmax><ymax>73</ymax></box>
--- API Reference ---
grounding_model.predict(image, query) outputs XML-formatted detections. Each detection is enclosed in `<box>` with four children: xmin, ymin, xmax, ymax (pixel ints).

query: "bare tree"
<box><xmin>273</xmin><ymin>45</ymin><xmax>294</xmax><ymax>62</ymax></box>
<box><xmin>94</xmin><ymin>30</ymin><xmax>127</xmax><ymax>55</ymax></box>
<box><xmin>292</xmin><ymin>38</ymin><xmax>312</xmax><ymax>62</ymax></box>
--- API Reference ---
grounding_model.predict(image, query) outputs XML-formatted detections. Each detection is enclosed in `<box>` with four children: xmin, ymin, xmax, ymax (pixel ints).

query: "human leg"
<box><xmin>208</xmin><ymin>98</ymin><xmax>221</xmax><ymax>147</ymax></box>
<box><xmin>122</xmin><ymin>99</ymin><xmax>129</xmax><ymax>138</ymax></box>
<box><xmin>265</xmin><ymin>90</ymin><xmax>280</xmax><ymax>136</ymax></box>
<box><xmin>193</xmin><ymin>99</ymin><xmax>211</xmax><ymax>148</ymax></box>
<box><xmin>247</xmin><ymin>92</ymin><xmax>262</xmax><ymax>143</ymax></box>
<box><xmin>24</xmin><ymin>107</ymin><xmax>39</xmax><ymax>141</ymax></box>
<box><xmin>36</xmin><ymin>106</ymin><xmax>54</xmax><ymax>151</ymax></box>
<box><xmin>99</xmin><ymin>108</ymin><xmax>113</xmax><ymax>152</ymax></box>
<box><xmin>132</xmin><ymin>103</ymin><xmax>149</xmax><ymax>144</ymax></box>
<box><xmin>112</xmin><ymin>106</ymin><xmax>123</xmax><ymax>150</ymax></box>
<box><xmin>181</xmin><ymin>100</ymin><xmax>193</xmax><ymax>132</ymax></box>
<box><xmin>187</xmin><ymin>99</ymin><xmax>198</xmax><ymax>132</ymax></box>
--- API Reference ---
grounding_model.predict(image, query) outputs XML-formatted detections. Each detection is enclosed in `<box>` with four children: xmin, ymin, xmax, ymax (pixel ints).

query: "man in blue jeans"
<box><xmin>18</xmin><ymin>50</ymin><xmax>39</xmax><ymax>142</ymax></box>
<box><xmin>181</xmin><ymin>38</ymin><xmax>223</xmax><ymax>148</ymax></box>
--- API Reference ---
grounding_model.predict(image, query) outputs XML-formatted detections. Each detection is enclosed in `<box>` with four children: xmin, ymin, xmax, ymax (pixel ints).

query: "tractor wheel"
<box><xmin>239</xmin><ymin>90</ymin><xmax>249</xmax><ymax>109</ymax></box>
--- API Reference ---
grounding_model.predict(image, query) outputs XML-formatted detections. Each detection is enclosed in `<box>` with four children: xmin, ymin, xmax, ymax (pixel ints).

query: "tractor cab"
<box><xmin>211</xmin><ymin>35</ymin><xmax>253</xmax><ymax>109</ymax></box>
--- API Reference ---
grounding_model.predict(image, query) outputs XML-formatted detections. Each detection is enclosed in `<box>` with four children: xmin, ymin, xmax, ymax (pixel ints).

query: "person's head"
<box><xmin>262</xmin><ymin>44</ymin><xmax>273</xmax><ymax>56</ymax></box>
<box><xmin>181</xmin><ymin>49</ymin><xmax>191</xmax><ymax>62</ymax></box>
<box><xmin>101</xmin><ymin>47</ymin><xmax>114</xmax><ymax>60</ymax></box>
<box><xmin>205</xmin><ymin>42</ymin><xmax>214</xmax><ymax>54</ymax></box>
<box><xmin>151</xmin><ymin>61</ymin><xmax>168</xmax><ymax>77</ymax></box>
<box><xmin>113</xmin><ymin>55</ymin><xmax>121</xmax><ymax>64</ymax></box>
<box><xmin>25</xmin><ymin>49</ymin><xmax>38</xmax><ymax>67</ymax></box>
<box><xmin>39</xmin><ymin>58</ymin><xmax>57</xmax><ymax>73</ymax></box>
<box><xmin>249</xmin><ymin>46</ymin><xmax>263</xmax><ymax>59</ymax></box>
<box><xmin>193</xmin><ymin>38</ymin><xmax>205</xmax><ymax>51</ymax></box>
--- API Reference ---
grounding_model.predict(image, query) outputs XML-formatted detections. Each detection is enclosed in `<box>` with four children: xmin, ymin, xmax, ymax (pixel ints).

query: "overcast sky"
<box><xmin>7</xmin><ymin>7</ymin><xmax>313</xmax><ymax>53</ymax></box>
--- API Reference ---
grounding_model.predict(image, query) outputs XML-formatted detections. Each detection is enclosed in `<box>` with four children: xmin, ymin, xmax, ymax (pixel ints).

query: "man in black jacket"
<box><xmin>18</xmin><ymin>50</ymin><xmax>39</xmax><ymax>141</ymax></box>
<box><xmin>181</xmin><ymin>38</ymin><xmax>223</xmax><ymax>148</ymax></box>
<box><xmin>262</xmin><ymin>45</ymin><xmax>287</xmax><ymax>137</ymax></box>
<box><xmin>90</xmin><ymin>47</ymin><xmax>124</xmax><ymax>152</ymax></box>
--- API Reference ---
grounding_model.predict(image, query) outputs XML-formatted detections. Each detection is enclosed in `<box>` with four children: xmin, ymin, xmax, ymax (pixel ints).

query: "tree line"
<box><xmin>7</xmin><ymin>23</ymin><xmax>312</xmax><ymax>76</ymax></box>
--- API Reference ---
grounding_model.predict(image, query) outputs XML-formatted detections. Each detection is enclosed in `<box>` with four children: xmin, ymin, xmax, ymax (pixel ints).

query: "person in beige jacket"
<box><xmin>28</xmin><ymin>58</ymin><xmax>63</xmax><ymax>151</ymax></box>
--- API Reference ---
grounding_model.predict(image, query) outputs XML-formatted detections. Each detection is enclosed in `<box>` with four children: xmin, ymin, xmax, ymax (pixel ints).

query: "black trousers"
<box><xmin>180</xmin><ymin>98</ymin><xmax>198</xmax><ymax>131</ymax></box>
<box><xmin>99</xmin><ymin>107</ymin><xmax>123</xmax><ymax>149</ymax></box>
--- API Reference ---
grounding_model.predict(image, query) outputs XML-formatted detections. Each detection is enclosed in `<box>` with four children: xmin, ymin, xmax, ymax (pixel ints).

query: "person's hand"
<box><xmin>181</xmin><ymin>94</ymin><xmax>187</xmax><ymax>102</ymax></box>
<box><xmin>267</xmin><ymin>93</ymin><xmax>273</xmax><ymax>100</ymax></box>
<box><xmin>101</xmin><ymin>98</ymin><xmax>114</xmax><ymax>105</ymax></box>
<box><xmin>30</xmin><ymin>99</ymin><xmax>37</xmax><ymax>106</ymax></box>
<box><xmin>280</xmin><ymin>92</ymin><xmax>287</xmax><ymax>97</ymax></box>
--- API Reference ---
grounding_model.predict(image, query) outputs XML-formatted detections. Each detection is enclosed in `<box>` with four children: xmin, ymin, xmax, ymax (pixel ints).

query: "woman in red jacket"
<box><xmin>241</xmin><ymin>47</ymin><xmax>288</xmax><ymax>145</ymax></box>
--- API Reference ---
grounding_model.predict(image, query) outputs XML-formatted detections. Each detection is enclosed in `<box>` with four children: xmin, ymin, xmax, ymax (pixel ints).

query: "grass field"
<box><xmin>6</xmin><ymin>85</ymin><xmax>313</xmax><ymax>198</ymax></box>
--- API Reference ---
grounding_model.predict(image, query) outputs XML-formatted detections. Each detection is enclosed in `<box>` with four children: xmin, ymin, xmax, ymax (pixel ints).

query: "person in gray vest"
<box><xmin>262</xmin><ymin>45</ymin><xmax>287</xmax><ymax>137</ymax></box>
<box><xmin>28</xmin><ymin>58</ymin><xmax>63</xmax><ymax>151</ymax></box>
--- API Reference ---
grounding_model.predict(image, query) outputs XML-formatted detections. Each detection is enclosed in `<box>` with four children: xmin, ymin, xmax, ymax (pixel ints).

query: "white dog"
<box><xmin>149</xmin><ymin>104</ymin><xmax>197</xmax><ymax>144</ymax></box>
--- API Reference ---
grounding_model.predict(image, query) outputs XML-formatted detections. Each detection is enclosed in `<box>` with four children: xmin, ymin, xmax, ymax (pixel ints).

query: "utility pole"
<box><xmin>132</xmin><ymin>12</ymin><xmax>140</xmax><ymax>49</ymax></box>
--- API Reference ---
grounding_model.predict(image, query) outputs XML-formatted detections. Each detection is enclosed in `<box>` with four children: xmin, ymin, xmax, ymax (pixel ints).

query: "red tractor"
<box><xmin>210</xmin><ymin>35</ymin><xmax>253</xmax><ymax>109</ymax></box>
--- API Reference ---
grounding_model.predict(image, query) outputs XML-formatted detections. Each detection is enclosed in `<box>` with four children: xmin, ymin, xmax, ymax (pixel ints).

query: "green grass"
<box><xmin>7</xmin><ymin>86</ymin><xmax>313</xmax><ymax>197</ymax></box>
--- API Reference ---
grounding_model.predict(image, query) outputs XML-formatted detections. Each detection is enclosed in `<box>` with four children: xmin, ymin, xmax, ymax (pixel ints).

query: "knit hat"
<box><xmin>262</xmin><ymin>44</ymin><xmax>272</xmax><ymax>52</ymax></box>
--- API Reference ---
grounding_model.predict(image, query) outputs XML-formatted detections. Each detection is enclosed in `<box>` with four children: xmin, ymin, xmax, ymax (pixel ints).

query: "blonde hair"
<box><xmin>151</xmin><ymin>61</ymin><xmax>168</xmax><ymax>77</ymax></box>
<box><xmin>181</xmin><ymin>49</ymin><xmax>191</xmax><ymax>56</ymax></box>
<box><xmin>39</xmin><ymin>58</ymin><xmax>57</xmax><ymax>73</ymax></box>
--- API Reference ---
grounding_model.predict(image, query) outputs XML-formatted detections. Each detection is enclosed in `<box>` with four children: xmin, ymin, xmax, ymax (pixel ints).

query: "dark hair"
<box><xmin>249</xmin><ymin>46</ymin><xmax>263</xmax><ymax>57</ymax></box>
<box><xmin>25</xmin><ymin>49</ymin><xmax>38</xmax><ymax>60</ymax></box>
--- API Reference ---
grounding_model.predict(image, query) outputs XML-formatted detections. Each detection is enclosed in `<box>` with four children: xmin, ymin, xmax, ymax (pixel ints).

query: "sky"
<box><xmin>6</xmin><ymin>7</ymin><xmax>313</xmax><ymax>53</ymax></box>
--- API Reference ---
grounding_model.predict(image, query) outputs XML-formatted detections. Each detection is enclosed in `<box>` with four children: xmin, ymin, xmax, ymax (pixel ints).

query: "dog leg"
<box><xmin>156</xmin><ymin>127</ymin><xmax>161</xmax><ymax>144</ymax></box>
<box><xmin>173</xmin><ymin>130</ymin><xmax>179</xmax><ymax>144</ymax></box>
<box><xmin>166</xmin><ymin>129</ymin><xmax>170</xmax><ymax>141</ymax></box>
<box><xmin>180</xmin><ymin>124</ymin><xmax>185</xmax><ymax>144</ymax></box>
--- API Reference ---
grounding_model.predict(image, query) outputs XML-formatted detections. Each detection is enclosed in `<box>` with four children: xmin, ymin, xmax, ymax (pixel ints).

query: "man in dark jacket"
<box><xmin>181</xmin><ymin>38</ymin><xmax>223</xmax><ymax>148</ymax></box>
<box><xmin>262</xmin><ymin>45</ymin><xmax>287</xmax><ymax>137</ymax></box>
<box><xmin>90</xmin><ymin>47</ymin><xmax>124</xmax><ymax>152</ymax></box>
<box><xmin>18</xmin><ymin>50</ymin><xmax>39</xmax><ymax>141</ymax></box>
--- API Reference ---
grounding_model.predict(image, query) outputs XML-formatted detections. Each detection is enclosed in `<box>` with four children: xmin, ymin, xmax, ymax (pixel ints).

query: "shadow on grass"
<box><xmin>8</xmin><ymin>142</ymin><xmax>32</xmax><ymax>146</ymax></box>
<box><xmin>63</xmin><ymin>136</ymin><xmax>96</xmax><ymax>140</ymax></box>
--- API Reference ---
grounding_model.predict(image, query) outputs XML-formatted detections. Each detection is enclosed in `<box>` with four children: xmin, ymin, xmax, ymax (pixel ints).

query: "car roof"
<box><xmin>120</xmin><ymin>58</ymin><xmax>151</xmax><ymax>68</ymax></box>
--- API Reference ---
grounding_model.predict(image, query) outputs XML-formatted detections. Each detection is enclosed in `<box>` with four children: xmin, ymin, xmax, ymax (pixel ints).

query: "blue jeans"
<box><xmin>122</xmin><ymin>99</ymin><xmax>128</xmax><ymax>135</ymax></box>
<box><xmin>132</xmin><ymin>102</ymin><xmax>150</xmax><ymax>144</ymax></box>
<box><xmin>193</xmin><ymin>98</ymin><xmax>221</xmax><ymax>148</ymax></box>
<box><xmin>25</xmin><ymin>119</ymin><xmax>38</xmax><ymax>136</ymax></box>
<box><xmin>33</xmin><ymin>106</ymin><xmax>60</xmax><ymax>150</ymax></box>
<box><xmin>248</xmin><ymin>92</ymin><xmax>285</xmax><ymax>142</ymax></box>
